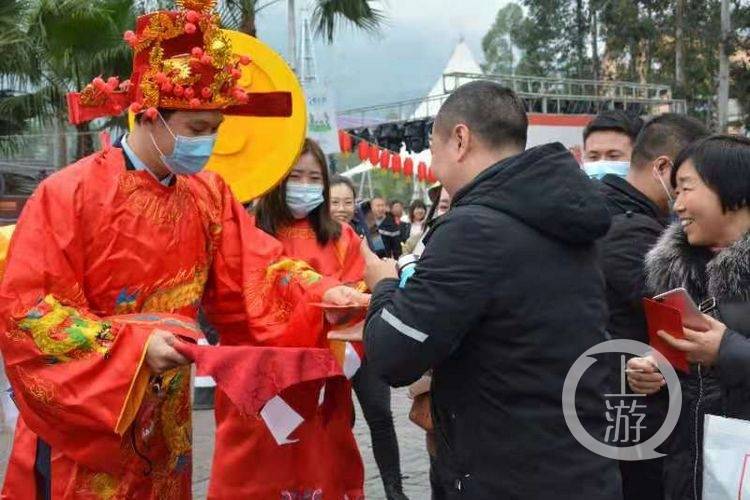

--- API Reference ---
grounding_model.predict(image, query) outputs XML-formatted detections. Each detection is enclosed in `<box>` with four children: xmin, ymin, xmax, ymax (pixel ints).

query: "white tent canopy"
<box><xmin>411</xmin><ymin>39</ymin><xmax>482</xmax><ymax>120</ymax></box>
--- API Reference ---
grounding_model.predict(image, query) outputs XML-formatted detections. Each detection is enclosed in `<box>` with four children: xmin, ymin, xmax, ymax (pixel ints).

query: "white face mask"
<box><xmin>286</xmin><ymin>182</ymin><xmax>324</xmax><ymax>219</ymax></box>
<box><xmin>583</xmin><ymin>160</ymin><xmax>630</xmax><ymax>180</ymax></box>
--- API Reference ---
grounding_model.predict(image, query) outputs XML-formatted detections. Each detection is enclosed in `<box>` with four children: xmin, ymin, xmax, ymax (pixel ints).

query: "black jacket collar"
<box><xmin>600</xmin><ymin>174</ymin><xmax>667</xmax><ymax>226</ymax></box>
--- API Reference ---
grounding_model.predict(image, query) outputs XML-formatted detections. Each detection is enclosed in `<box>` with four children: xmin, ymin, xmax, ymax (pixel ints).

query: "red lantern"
<box><xmin>417</xmin><ymin>161</ymin><xmax>428</xmax><ymax>181</ymax></box>
<box><xmin>427</xmin><ymin>166</ymin><xmax>437</xmax><ymax>184</ymax></box>
<box><xmin>403</xmin><ymin>157</ymin><xmax>414</xmax><ymax>178</ymax></box>
<box><xmin>380</xmin><ymin>149</ymin><xmax>391</xmax><ymax>169</ymax></box>
<box><xmin>339</xmin><ymin>130</ymin><xmax>352</xmax><ymax>154</ymax></box>
<box><xmin>358</xmin><ymin>140</ymin><xmax>369</xmax><ymax>161</ymax></box>
<box><xmin>369</xmin><ymin>145</ymin><xmax>380</xmax><ymax>165</ymax></box>
<box><xmin>391</xmin><ymin>154</ymin><xmax>402</xmax><ymax>175</ymax></box>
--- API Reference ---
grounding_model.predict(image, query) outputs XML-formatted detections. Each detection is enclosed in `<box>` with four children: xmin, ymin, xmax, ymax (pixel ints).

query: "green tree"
<box><xmin>219</xmin><ymin>0</ymin><xmax>383</xmax><ymax>41</ymax></box>
<box><xmin>482</xmin><ymin>2</ymin><xmax>524</xmax><ymax>75</ymax></box>
<box><xmin>0</xmin><ymin>0</ymin><xmax>134</xmax><ymax>159</ymax></box>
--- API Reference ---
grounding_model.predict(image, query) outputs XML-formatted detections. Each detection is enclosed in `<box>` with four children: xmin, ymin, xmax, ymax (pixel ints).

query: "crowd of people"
<box><xmin>0</xmin><ymin>2</ymin><xmax>749</xmax><ymax>499</ymax></box>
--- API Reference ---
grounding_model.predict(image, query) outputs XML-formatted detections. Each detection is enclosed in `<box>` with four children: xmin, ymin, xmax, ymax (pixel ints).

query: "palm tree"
<box><xmin>0</xmin><ymin>0</ymin><xmax>134</xmax><ymax>160</ymax></box>
<box><xmin>219</xmin><ymin>0</ymin><xmax>383</xmax><ymax>67</ymax></box>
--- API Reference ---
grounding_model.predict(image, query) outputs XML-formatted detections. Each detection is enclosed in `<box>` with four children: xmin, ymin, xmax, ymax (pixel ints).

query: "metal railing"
<box><xmin>339</xmin><ymin>71</ymin><xmax>687</xmax><ymax>128</ymax></box>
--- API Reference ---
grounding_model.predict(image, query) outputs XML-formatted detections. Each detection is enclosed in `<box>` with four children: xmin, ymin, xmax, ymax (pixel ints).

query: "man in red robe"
<box><xmin>0</xmin><ymin>1</ymin><xmax>363</xmax><ymax>498</ymax></box>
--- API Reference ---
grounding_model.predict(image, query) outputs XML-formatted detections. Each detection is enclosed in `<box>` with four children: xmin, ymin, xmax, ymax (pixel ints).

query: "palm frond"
<box><xmin>312</xmin><ymin>0</ymin><xmax>384</xmax><ymax>43</ymax></box>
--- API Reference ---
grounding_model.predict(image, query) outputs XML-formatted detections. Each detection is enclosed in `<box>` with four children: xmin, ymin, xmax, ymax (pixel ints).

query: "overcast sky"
<box><xmin>254</xmin><ymin>0</ymin><xmax>509</xmax><ymax>110</ymax></box>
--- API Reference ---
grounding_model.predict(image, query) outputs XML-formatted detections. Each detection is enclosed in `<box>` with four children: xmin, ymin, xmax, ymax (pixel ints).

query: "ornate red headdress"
<box><xmin>67</xmin><ymin>0</ymin><xmax>291</xmax><ymax>124</ymax></box>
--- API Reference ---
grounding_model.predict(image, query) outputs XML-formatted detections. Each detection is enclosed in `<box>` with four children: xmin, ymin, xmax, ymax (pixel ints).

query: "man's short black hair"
<box><xmin>672</xmin><ymin>134</ymin><xmax>750</xmax><ymax>213</ymax></box>
<box><xmin>435</xmin><ymin>81</ymin><xmax>528</xmax><ymax>150</ymax></box>
<box><xmin>389</xmin><ymin>199</ymin><xmax>404</xmax><ymax>208</ymax></box>
<box><xmin>631</xmin><ymin>113</ymin><xmax>709</xmax><ymax>168</ymax></box>
<box><xmin>583</xmin><ymin>110</ymin><xmax>644</xmax><ymax>144</ymax></box>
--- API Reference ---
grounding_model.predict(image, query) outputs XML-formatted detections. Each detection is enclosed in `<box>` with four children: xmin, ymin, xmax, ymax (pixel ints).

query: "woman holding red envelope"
<box><xmin>627</xmin><ymin>135</ymin><xmax>750</xmax><ymax>500</ymax></box>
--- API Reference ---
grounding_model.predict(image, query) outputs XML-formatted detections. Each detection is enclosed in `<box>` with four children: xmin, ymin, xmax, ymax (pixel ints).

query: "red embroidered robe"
<box><xmin>0</xmin><ymin>146</ymin><xmax>334</xmax><ymax>499</ymax></box>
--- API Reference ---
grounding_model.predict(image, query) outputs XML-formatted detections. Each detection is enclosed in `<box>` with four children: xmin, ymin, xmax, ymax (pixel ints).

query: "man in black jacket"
<box><xmin>596</xmin><ymin>113</ymin><xmax>708</xmax><ymax>500</ymax></box>
<box><xmin>362</xmin><ymin>81</ymin><xmax>622</xmax><ymax>499</ymax></box>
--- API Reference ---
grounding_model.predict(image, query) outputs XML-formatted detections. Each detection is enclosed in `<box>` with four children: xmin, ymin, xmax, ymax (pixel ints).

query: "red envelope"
<box><xmin>643</xmin><ymin>298</ymin><xmax>689</xmax><ymax>373</ymax></box>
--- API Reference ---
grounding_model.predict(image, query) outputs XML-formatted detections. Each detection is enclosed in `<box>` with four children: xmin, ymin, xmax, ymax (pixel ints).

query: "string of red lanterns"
<box><xmin>338</xmin><ymin>129</ymin><xmax>435</xmax><ymax>184</ymax></box>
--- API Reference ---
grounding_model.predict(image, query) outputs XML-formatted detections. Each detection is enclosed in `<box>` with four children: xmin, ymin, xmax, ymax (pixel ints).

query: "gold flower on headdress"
<box><xmin>177</xmin><ymin>0</ymin><xmax>217</xmax><ymax>11</ymax></box>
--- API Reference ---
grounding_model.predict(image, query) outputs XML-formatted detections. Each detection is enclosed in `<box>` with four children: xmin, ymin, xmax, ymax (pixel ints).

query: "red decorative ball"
<box><xmin>92</xmin><ymin>77</ymin><xmax>106</xmax><ymax>90</ymax></box>
<box><xmin>106</xmin><ymin>77</ymin><xmax>119</xmax><ymax>91</ymax></box>
<box><xmin>173</xmin><ymin>85</ymin><xmax>184</xmax><ymax>97</ymax></box>
<box><xmin>160</xmin><ymin>81</ymin><xmax>173</xmax><ymax>93</ymax></box>
<box><xmin>189</xmin><ymin>98</ymin><xmax>201</xmax><ymax>108</ymax></box>
<box><xmin>186</xmin><ymin>10</ymin><xmax>201</xmax><ymax>23</ymax></box>
<box><xmin>200</xmin><ymin>54</ymin><xmax>213</xmax><ymax>66</ymax></box>
<box><xmin>112</xmin><ymin>104</ymin><xmax>123</xmax><ymax>114</ymax></box>
<box><xmin>231</xmin><ymin>68</ymin><xmax>242</xmax><ymax>80</ymax></box>
<box><xmin>239</xmin><ymin>55</ymin><xmax>251</xmax><ymax>66</ymax></box>
<box><xmin>184</xmin><ymin>87</ymin><xmax>195</xmax><ymax>99</ymax></box>
<box><xmin>129</xmin><ymin>102</ymin><xmax>143</xmax><ymax>114</ymax></box>
<box><xmin>201</xmin><ymin>87</ymin><xmax>212</xmax><ymax>99</ymax></box>
<box><xmin>191</xmin><ymin>47</ymin><xmax>204</xmax><ymax>58</ymax></box>
<box><xmin>123</xmin><ymin>30</ymin><xmax>137</xmax><ymax>46</ymax></box>
<box><xmin>184</xmin><ymin>23</ymin><xmax>197</xmax><ymax>34</ymax></box>
<box><xmin>144</xmin><ymin>107</ymin><xmax>158</xmax><ymax>120</ymax></box>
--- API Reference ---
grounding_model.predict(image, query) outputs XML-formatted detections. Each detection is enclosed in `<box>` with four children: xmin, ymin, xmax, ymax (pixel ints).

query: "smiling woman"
<box><xmin>627</xmin><ymin>135</ymin><xmax>750</xmax><ymax>499</ymax></box>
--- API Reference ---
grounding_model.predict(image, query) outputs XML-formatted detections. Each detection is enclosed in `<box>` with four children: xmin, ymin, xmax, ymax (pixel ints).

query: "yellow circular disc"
<box><xmin>129</xmin><ymin>30</ymin><xmax>306</xmax><ymax>203</ymax></box>
<box><xmin>207</xmin><ymin>31</ymin><xmax>306</xmax><ymax>203</ymax></box>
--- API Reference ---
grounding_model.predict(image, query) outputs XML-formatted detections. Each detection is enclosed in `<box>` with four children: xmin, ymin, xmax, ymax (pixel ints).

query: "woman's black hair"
<box><xmin>672</xmin><ymin>134</ymin><xmax>750</xmax><ymax>213</ymax></box>
<box><xmin>408</xmin><ymin>199</ymin><xmax>427</xmax><ymax>222</ymax></box>
<box><xmin>330</xmin><ymin>175</ymin><xmax>357</xmax><ymax>199</ymax></box>
<box><xmin>254</xmin><ymin>138</ymin><xmax>341</xmax><ymax>244</ymax></box>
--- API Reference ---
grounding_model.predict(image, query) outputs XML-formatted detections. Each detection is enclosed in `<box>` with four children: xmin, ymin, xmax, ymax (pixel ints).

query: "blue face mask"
<box><xmin>286</xmin><ymin>182</ymin><xmax>325</xmax><ymax>219</ymax></box>
<box><xmin>150</xmin><ymin>113</ymin><xmax>216</xmax><ymax>175</ymax></box>
<box><xmin>583</xmin><ymin>160</ymin><xmax>630</xmax><ymax>180</ymax></box>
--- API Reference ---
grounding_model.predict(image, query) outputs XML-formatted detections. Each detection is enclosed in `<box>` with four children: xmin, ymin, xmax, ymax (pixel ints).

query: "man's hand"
<box><xmin>146</xmin><ymin>330</ymin><xmax>191</xmax><ymax>375</ymax></box>
<box><xmin>627</xmin><ymin>355</ymin><xmax>665</xmax><ymax>395</ymax></box>
<box><xmin>657</xmin><ymin>314</ymin><xmax>727</xmax><ymax>366</ymax></box>
<box><xmin>322</xmin><ymin>285</ymin><xmax>371</xmax><ymax>307</ymax></box>
<box><xmin>361</xmin><ymin>238</ymin><xmax>398</xmax><ymax>291</ymax></box>
<box><xmin>322</xmin><ymin>286</ymin><xmax>370</xmax><ymax>324</ymax></box>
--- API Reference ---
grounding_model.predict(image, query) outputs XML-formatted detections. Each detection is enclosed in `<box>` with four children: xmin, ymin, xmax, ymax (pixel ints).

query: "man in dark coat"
<box><xmin>361</xmin><ymin>81</ymin><xmax>622</xmax><ymax>499</ymax></box>
<box><xmin>595</xmin><ymin>113</ymin><xmax>708</xmax><ymax>500</ymax></box>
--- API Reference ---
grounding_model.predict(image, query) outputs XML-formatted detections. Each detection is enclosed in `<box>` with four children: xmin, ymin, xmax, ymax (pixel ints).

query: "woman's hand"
<box><xmin>657</xmin><ymin>314</ymin><xmax>727</xmax><ymax>366</ymax></box>
<box><xmin>627</xmin><ymin>355</ymin><xmax>665</xmax><ymax>395</ymax></box>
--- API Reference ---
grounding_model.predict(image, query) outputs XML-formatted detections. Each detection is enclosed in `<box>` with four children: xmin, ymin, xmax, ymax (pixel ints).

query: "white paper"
<box><xmin>343</xmin><ymin>342</ymin><xmax>362</xmax><ymax>380</ymax></box>
<box><xmin>260</xmin><ymin>395</ymin><xmax>304</xmax><ymax>446</ymax></box>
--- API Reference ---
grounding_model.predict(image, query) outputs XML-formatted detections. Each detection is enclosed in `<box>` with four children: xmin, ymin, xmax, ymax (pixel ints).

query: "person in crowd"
<box><xmin>389</xmin><ymin>200</ymin><xmax>412</xmax><ymax>243</ymax></box>
<box><xmin>390</xmin><ymin>199</ymin><xmax>409</xmax><ymax>224</ymax></box>
<box><xmin>597</xmin><ymin>113</ymin><xmax>709</xmax><ymax>500</ymax></box>
<box><xmin>327</xmin><ymin>175</ymin><xmax>408</xmax><ymax>500</ymax></box>
<box><xmin>330</xmin><ymin>175</ymin><xmax>358</xmax><ymax>226</ymax></box>
<box><xmin>403</xmin><ymin>185</ymin><xmax>451</xmax><ymax>255</ymax></box>
<box><xmin>362</xmin><ymin>80</ymin><xmax>621</xmax><ymax>498</ymax></box>
<box><xmin>251</xmin><ymin>138</ymin><xmax>367</xmax><ymax>497</ymax></box>
<box><xmin>364</xmin><ymin>195</ymin><xmax>402</xmax><ymax>259</ymax></box>
<box><xmin>408</xmin><ymin>200</ymin><xmax>428</xmax><ymax>239</ymax></box>
<box><xmin>402</xmin><ymin>182</ymin><xmax>453</xmax><ymax>498</ymax></box>
<box><xmin>583</xmin><ymin>110</ymin><xmax>644</xmax><ymax>179</ymax></box>
<box><xmin>628</xmin><ymin>135</ymin><xmax>750</xmax><ymax>500</ymax></box>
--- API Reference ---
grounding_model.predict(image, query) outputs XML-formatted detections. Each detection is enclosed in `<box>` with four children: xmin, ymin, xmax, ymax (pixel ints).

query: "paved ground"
<box><xmin>0</xmin><ymin>388</ymin><xmax>430</xmax><ymax>499</ymax></box>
